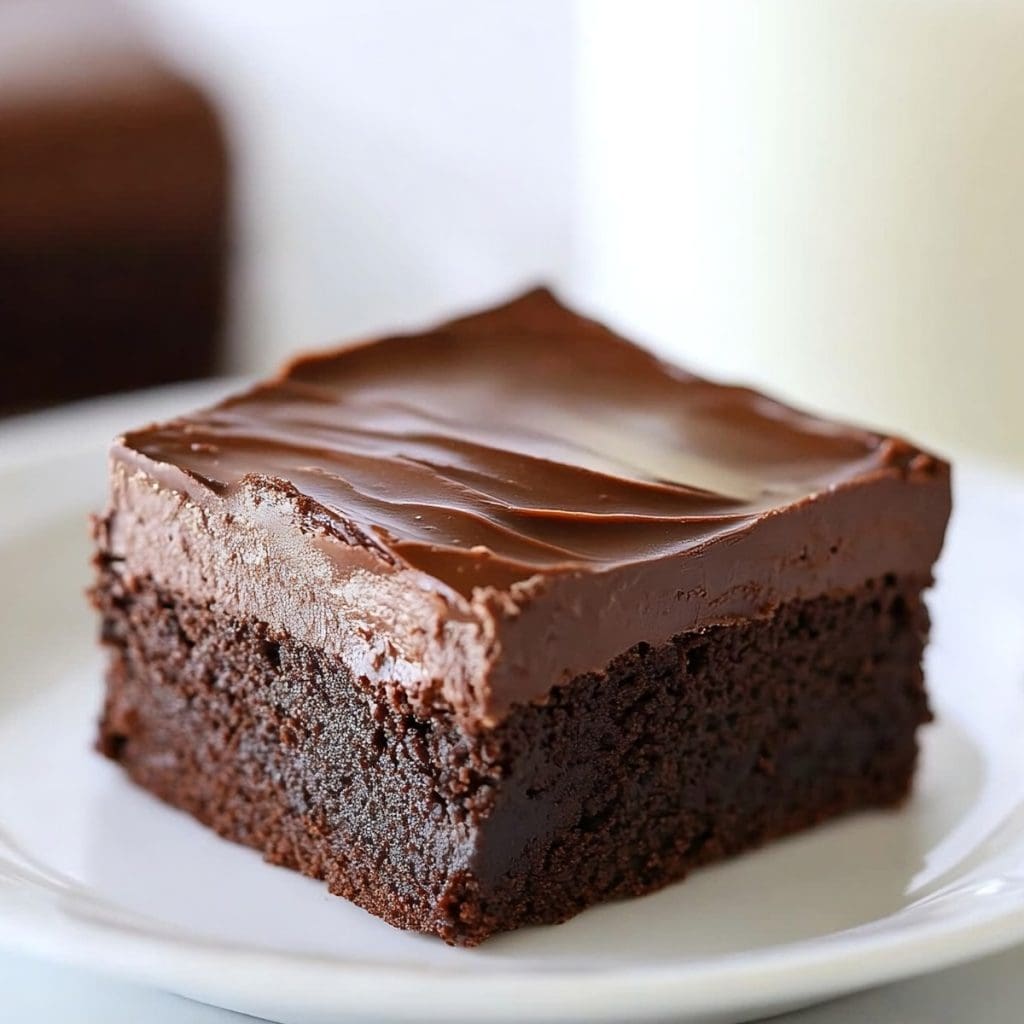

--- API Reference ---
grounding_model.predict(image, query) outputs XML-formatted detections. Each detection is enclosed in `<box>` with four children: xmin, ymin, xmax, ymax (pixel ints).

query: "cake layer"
<box><xmin>94</xmin><ymin>567</ymin><xmax>931</xmax><ymax>945</ymax></box>
<box><xmin>101</xmin><ymin>289</ymin><xmax>950</xmax><ymax>728</ymax></box>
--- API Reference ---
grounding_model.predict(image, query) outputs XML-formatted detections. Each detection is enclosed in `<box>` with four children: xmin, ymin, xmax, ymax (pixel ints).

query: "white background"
<box><xmin>137</xmin><ymin>0</ymin><xmax>1024</xmax><ymax>469</ymax></box>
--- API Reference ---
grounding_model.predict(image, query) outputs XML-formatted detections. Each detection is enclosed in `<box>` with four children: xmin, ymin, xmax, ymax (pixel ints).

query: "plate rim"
<box><xmin>3</xmin><ymin>886</ymin><xmax>1024</xmax><ymax>1023</ymax></box>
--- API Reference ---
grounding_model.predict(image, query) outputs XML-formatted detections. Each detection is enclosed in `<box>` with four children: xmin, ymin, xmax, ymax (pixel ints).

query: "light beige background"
<box><xmin>578</xmin><ymin>0</ymin><xmax>1024</xmax><ymax>471</ymax></box>
<box><xmin>139</xmin><ymin>0</ymin><xmax>1023</xmax><ymax>471</ymax></box>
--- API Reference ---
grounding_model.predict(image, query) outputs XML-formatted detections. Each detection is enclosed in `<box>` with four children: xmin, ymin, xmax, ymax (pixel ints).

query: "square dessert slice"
<box><xmin>92</xmin><ymin>289</ymin><xmax>951</xmax><ymax>945</ymax></box>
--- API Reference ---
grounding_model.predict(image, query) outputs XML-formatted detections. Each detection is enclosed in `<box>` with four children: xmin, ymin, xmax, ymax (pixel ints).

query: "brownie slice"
<box><xmin>91</xmin><ymin>288</ymin><xmax>951</xmax><ymax>945</ymax></box>
<box><xmin>0</xmin><ymin>0</ymin><xmax>228</xmax><ymax>414</ymax></box>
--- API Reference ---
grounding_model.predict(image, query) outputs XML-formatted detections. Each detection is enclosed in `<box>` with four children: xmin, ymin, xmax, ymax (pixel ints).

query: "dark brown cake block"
<box><xmin>91</xmin><ymin>289</ymin><xmax>951</xmax><ymax>945</ymax></box>
<box><xmin>0</xmin><ymin>0</ymin><xmax>227</xmax><ymax>414</ymax></box>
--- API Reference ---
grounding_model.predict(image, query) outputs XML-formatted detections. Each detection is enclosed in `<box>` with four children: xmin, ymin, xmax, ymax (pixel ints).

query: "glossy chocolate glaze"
<box><xmin>101</xmin><ymin>289</ymin><xmax>952</xmax><ymax>728</ymax></box>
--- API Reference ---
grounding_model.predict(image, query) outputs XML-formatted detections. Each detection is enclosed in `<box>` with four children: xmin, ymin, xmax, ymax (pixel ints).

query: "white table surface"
<box><xmin>2</xmin><ymin>943</ymin><xmax>1020</xmax><ymax>1024</ymax></box>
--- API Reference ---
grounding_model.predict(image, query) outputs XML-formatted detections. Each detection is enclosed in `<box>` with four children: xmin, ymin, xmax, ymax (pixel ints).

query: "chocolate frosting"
<box><xmin>102</xmin><ymin>288</ymin><xmax>952</xmax><ymax>729</ymax></box>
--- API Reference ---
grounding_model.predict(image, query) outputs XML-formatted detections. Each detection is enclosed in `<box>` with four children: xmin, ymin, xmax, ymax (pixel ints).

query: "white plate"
<box><xmin>1</xmin><ymin>385</ymin><xmax>1023</xmax><ymax>1024</ymax></box>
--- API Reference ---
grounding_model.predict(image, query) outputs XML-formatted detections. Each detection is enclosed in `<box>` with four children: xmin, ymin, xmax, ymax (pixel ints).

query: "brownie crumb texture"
<box><xmin>93</xmin><ymin>569</ymin><xmax>931</xmax><ymax>946</ymax></box>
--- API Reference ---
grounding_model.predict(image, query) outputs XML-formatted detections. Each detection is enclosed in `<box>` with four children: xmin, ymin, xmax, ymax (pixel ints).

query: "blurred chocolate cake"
<box><xmin>0</xmin><ymin>0</ymin><xmax>228</xmax><ymax>414</ymax></box>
